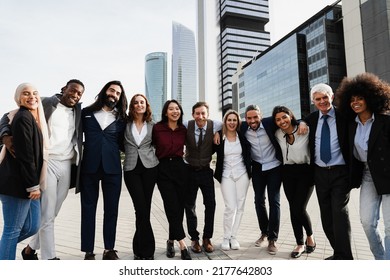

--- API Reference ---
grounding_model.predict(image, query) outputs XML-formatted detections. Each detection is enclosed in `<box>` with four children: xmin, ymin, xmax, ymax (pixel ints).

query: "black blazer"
<box><xmin>305</xmin><ymin>109</ymin><xmax>359</xmax><ymax>189</ymax></box>
<box><xmin>80</xmin><ymin>108</ymin><xmax>125</xmax><ymax>175</ymax></box>
<box><xmin>240</xmin><ymin>116</ymin><xmax>283</xmax><ymax>164</ymax></box>
<box><xmin>214</xmin><ymin>131</ymin><xmax>252</xmax><ymax>183</ymax></box>
<box><xmin>348</xmin><ymin>114</ymin><xmax>390</xmax><ymax>195</ymax></box>
<box><xmin>0</xmin><ymin>107</ymin><xmax>43</xmax><ymax>198</ymax></box>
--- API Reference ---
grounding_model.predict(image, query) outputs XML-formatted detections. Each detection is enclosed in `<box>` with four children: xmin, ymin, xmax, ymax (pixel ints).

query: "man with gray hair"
<box><xmin>305</xmin><ymin>83</ymin><xmax>353</xmax><ymax>260</ymax></box>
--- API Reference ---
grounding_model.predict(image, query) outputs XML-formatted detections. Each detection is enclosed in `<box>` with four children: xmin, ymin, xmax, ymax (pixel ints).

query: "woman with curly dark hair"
<box><xmin>335</xmin><ymin>72</ymin><xmax>390</xmax><ymax>260</ymax></box>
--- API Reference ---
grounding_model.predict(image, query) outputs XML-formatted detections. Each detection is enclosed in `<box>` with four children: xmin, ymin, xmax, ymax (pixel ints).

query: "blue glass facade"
<box><xmin>172</xmin><ymin>22</ymin><xmax>197</xmax><ymax>120</ymax></box>
<box><xmin>235</xmin><ymin>4</ymin><xmax>345</xmax><ymax>119</ymax></box>
<box><xmin>145</xmin><ymin>52</ymin><xmax>167</xmax><ymax>122</ymax></box>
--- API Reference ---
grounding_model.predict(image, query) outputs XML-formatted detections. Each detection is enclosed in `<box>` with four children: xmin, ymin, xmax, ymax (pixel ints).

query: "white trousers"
<box><xmin>29</xmin><ymin>159</ymin><xmax>72</xmax><ymax>259</ymax></box>
<box><xmin>220</xmin><ymin>173</ymin><xmax>250</xmax><ymax>239</ymax></box>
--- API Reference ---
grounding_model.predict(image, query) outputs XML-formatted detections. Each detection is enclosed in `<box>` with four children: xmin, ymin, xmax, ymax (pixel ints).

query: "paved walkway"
<box><xmin>1</xmin><ymin>174</ymin><xmax>380</xmax><ymax>260</ymax></box>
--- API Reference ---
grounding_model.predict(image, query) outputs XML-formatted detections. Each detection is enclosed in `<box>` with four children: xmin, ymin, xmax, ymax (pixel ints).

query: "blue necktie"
<box><xmin>198</xmin><ymin>128</ymin><xmax>203</xmax><ymax>147</ymax></box>
<box><xmin>320</xmin><ymin>115</ymin><xmax>331</xmax><ymax>164</ymax></box>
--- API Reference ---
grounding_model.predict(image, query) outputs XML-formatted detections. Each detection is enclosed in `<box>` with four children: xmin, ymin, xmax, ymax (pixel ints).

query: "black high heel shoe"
<box><xmin>305</xmin><ymin>239</ymin><xmax>316</xmax><ymax>254</ymax></box>
<box><xmin>180</xmin><ymin>248</ymin><xmax>192</xmax><ymax>260</ymax></box>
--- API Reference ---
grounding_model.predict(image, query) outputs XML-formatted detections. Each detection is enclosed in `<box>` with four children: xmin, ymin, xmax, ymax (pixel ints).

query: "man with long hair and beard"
<box><xmin>80</xmin><ymin>81</ymin><xmax>127</xmax><ymax>260</ymax></box>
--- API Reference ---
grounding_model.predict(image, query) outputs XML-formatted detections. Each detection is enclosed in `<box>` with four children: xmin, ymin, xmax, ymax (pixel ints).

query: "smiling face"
<box><xmin>60</xmin><ymin>82</ymin><xmax>84</xmax><ymax>107</ymax></box>
<box><xmin>104</xmin><ymin>84</ymin><xmax>122</xmax><ymax>109</ymax></box>
<box><xmin>166</xmin><ymin>101</ymin><xmax>181</xmax><ymax>123</ymax></box>
<box><xmin>19</xmin><ymin>85</ymin><xmax>39</xmax><ymax>111</ymax></box>
<box><xmin>274</xmin><ymin>112</ymin><xmax>292</xmax><ymax>132</ymax></box>
<box><xmin>350</xmin><ymin>96</ymin><xmax>368</xmax><ymax>115</ymax></box>
<box><xmin>225</xmin><ymin>112</ymin><xmax>238</xmax><ymax>133</ymax></box>
<box><xmin>312</xmin><ymin>92</ymin><xmax>333</xmax><ymax>114</ymax></box>
<box><xmin>245</xmin><ymin>109</ymin><xmax>261</xmax><ymax>130</ymax></box>
<box><xmin>132</xmin><ymin>95</ymin><xmax>147</xmax><ymax>116</ymax></box>
<box><xmin>192</xmin><ymin>105</ymin><xmax>208</xmax><ymax>128</ymax></box>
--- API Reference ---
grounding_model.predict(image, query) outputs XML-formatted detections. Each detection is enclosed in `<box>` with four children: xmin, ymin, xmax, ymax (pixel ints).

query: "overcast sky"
<box><xmin>0</xmin><ymin>0</ymin><xmax>337</xmax><ymax>117</ymax></box>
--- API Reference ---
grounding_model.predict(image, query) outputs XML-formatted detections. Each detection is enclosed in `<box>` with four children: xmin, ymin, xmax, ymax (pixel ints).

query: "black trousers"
<box><xmin>315</xmin><ymin>165</ymin><xmax>353</xmax><ymax>260</ymax></box>
<box><xmin>185</xmin><ymin>166</ymin><xmax>216</xmax><ymax>241</ymax></box>
<box><xmin>157</xmin><ymin>158</ymin><xmax>188</xmax><ymax>241</ymax></box>
<box><xmin>282</xmin><ymin>164</ymin><xmax>314</xmax><ymax>245</ymax></box>
<box><xmin>124</xmin><ymin>157</ymin><xmax>157</xmax><ymax>259</ymax></box>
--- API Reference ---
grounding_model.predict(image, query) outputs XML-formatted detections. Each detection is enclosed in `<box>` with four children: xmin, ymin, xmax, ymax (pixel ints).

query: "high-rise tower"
<box><xmin>172</xmin><ymin>21</ymin><xmax>198</xmax><ymax>120</ymax></box>
<box><xmin>217</xmin><ymin>0</ymin><xmax>270</xmax><ymax>115</ymax></box>
<box><xmin>145</xmin><ymin>52</ymin><xmax>167</xmax><ymax>122</ymax></box>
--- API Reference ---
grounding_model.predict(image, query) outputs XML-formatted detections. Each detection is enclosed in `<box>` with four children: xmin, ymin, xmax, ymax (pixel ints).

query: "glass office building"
<box><xmin>172</xmin><ymin>21</ymin><xmax>198</xmax><ymax>120</ymax></box>
<box><xmin>145</xmin><ymin>52</ymin><xmax>167</xmax><ymax>122</ymax></box>
<box><xmin>234</xmin><ymin>4</ymin><xmax>345</xmax><ymax>119</ymax></box>
<box><xmin>217</xmin><ymin>0</ymin><xmax>270</xmax><ymax>116</ymax></box>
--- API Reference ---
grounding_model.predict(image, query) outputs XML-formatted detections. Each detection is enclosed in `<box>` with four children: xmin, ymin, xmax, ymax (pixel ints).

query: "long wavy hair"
<box><xmin>222</xmin><ymin>109</ymin><xmax>241</xmax><ymax>137</ymax></box>
<box><xmin>127</xmin><ymin>93</ymin><xmax>152</xmax><ymax>122</ymax></box>
<box><xmin>86</xmin><ymin>80</ymin><xmax>128</xmax><ymax>120</ymax></box>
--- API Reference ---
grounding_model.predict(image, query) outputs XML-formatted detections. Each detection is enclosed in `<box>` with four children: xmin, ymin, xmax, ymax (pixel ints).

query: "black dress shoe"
<box><xmin>134</xmin><ymin>254</ymin><xmax>154</xmax><ymax>260</ymax></box>
<box><xmin>103</xmin><ymin>250</ymin><xmax>119</xmax><ymax>260</ymax></box>
<box><xmin>166</xmin><ymin>240</ymin><xmax>175</xmax><ymax>258</ymax></box>
<box><xmin>290</xmin><ymin>249</ymin><xmax>304</xmax><ymax>258</ymax></box>
<box><xmin>305</xmin><ymin>239</ymin><xmax>316</xmax><ymax>254</ymax></box>
<box><xmin>21</xmin><ymin>247</ymin><xmax>38</xmax><ymax>260</ymax></box>
<box><xmin>84</xmin><ymin>252</ymin><xmax>96</xmax><ymax>260</ymax></box>
<box><xmin>181</xmin><ymin>248</ymin><xmax>192</xmax><ymax>260</ymax></box>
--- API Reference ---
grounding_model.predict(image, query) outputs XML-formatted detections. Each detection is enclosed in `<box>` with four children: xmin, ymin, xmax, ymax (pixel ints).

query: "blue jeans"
<box><xmin>360</xmin><ymin>165</ymin><xmax>390</xmax><ymax>260</ymax></box>
<box><xmin>0</xmin><ymin>194</ymin><xmax>40</xmax><ymax>260</ymax></box>
<box><xmin>251</xmin><ymin>163</ymin><xmax>281</xmax><ymax>241</ymax></box>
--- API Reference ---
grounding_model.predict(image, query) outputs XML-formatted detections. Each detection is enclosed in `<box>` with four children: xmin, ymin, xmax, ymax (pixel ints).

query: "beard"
<box><xmin>104</xmin><ymin>95</ymin><xmax>118</xmax><ymax>109</ymax></box>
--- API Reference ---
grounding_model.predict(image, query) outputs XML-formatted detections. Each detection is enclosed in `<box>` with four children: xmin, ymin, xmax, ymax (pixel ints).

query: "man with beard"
<box><xmin>0</xmin><ymin>79</ymin><xmax>85</xmax><ymax>260</ymax></box>
<box><xmin>80</xmin><ymin>81</ymin><xmax>127</xmax><ymax>260</ymax></box>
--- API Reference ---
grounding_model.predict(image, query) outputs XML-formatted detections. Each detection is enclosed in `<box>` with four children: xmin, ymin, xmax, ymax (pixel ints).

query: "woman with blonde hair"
<box><xmin>0</xmin><ymin>83</ymin><xmax>49</xmax><ymax>259</ymax></box>
<box><xmin>214</xmin><ymin>109</ymin><xmax>252</xmax><ymax>250</ymax></box>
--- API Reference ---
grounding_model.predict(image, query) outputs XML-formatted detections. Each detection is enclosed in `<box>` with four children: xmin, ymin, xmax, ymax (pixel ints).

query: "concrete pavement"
<box><xmin>0</xmin><ymin>172</ymin><xmax>380</xmax><ymax>260</ymax></box>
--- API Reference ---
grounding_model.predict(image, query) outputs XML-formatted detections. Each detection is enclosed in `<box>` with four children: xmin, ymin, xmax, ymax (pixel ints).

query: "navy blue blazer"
<box><xmin>348</xmin><ymin>114</ymin><xmax>390</xmax><ymax>194</ymax></box>
<box><xmin>240</xmin><ymin>116</ymin><xmax>283</xmax><ymax>164</ymax></box>
<box><xmin>81</xmin><ymin>108</ymin><xmax>125</xmax><ymax>175</ymax></box>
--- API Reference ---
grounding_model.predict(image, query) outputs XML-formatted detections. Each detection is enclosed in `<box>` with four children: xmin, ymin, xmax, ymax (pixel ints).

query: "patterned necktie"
<box><xmin>198</xmin><ymin>128</ymin><xmax>203</xmax><ymax>147</ymax></box>
<box><xmin>320</xmin><ymin>115</ymin><xmax>331</xmax><ymax>164</ymax></box>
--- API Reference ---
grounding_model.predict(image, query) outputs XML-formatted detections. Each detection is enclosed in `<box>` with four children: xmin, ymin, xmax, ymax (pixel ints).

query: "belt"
<box><xmin>316</xmin><ymin>165</ymin><xmax>345</xmax><ymax>170</ymax></box>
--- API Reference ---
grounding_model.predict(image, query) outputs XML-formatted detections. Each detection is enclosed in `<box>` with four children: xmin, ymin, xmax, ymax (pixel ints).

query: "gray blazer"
<box><xmin>123</xmin><ymin>121</ymin><xmax>159</xmax><ymax>171</ymax></box>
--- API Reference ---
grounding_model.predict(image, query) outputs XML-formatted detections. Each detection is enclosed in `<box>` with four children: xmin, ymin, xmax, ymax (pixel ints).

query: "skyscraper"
<box><xmin>172</xmin><ymin>21</ymin><xmax>198</xmax><ymax>120</ymax></box>
<box><xmin>145</xmin><ymin>52</ymin><xmax>167</xmax><ymax>122</ymax></box>
<box><xmin>217</xmin><ymin>0</ymin><xmax>270</xmax><ymax>115</ymax></box>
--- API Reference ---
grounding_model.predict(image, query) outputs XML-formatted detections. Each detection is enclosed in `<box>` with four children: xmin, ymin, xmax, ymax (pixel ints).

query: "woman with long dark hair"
<box><xmin>152</xmin><ymin>100</ymin><xmax>191</xmax><ymax>260</ymax></box>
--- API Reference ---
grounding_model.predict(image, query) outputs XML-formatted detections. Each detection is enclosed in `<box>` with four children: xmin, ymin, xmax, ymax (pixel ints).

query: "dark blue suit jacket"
<box><xmin>240</xmin><ymin>116</ymin><xmax>283</xmax><ymax>164</ymax></box>
<box><xmin>81</xmin><ymin>108</ymin><xmax>125</xmax><ymax>175</ymax></box>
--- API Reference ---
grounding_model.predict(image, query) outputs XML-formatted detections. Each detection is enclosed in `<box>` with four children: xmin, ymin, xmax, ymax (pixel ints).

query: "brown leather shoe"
<box><xmin>102</xmin><ymin>250</ymin><xmax>119</xmax><ymax>260</ymax></box>
<box><xmin>191</xmin><ymin>240</ymin><xmax>202</xmax><ymax>253</ymax></box>
<box><xmin>202</xmin><ymin>238</ymin><xmax>214</xmax><ymax>253</ymax></box>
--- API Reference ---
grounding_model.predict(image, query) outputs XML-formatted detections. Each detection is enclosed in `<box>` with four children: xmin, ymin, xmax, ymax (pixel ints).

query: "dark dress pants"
<box><xmin>157</xmin><ymin>158</ymin><xmax>188</xmax><ymax>241</ymax></box>
<box><xmin>282</xmin><ymin>164</ymin><xmax>314</xmax><ymax>245</ymax></box>
<box><xmin>185</xmin><ymin>167</ymin><xmax>216</xmax><ymax>241</ymax></box>
<box><xmin>124</xmin><ymin>157</ymin><xmax>157</xmax><ymax>259</ymax></box>
<box><xmin>80</xmin><ymin>165</ymin><xmax>122</xmax><ymax>252</ymax></box>
<box><xmin>251</xmin><ymin>163</ymin><xmax>282</xmax><ymax>241</ymax></box>
<box><xmin>315</xmin><ymin>165</ymin><xmax>353</xmax><ymax>260</ymax></box>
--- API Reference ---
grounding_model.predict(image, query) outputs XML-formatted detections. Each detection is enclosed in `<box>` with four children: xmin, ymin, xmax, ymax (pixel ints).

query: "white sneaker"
<box><xmin>230</xmin><ymin>237</ymin><xmax>240</xmax><ymax>250</ymax></box>
<box><xmin>221</xmin><ymin>238</ymin><xmax>230</xmax><ymax>251</ymax></box>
